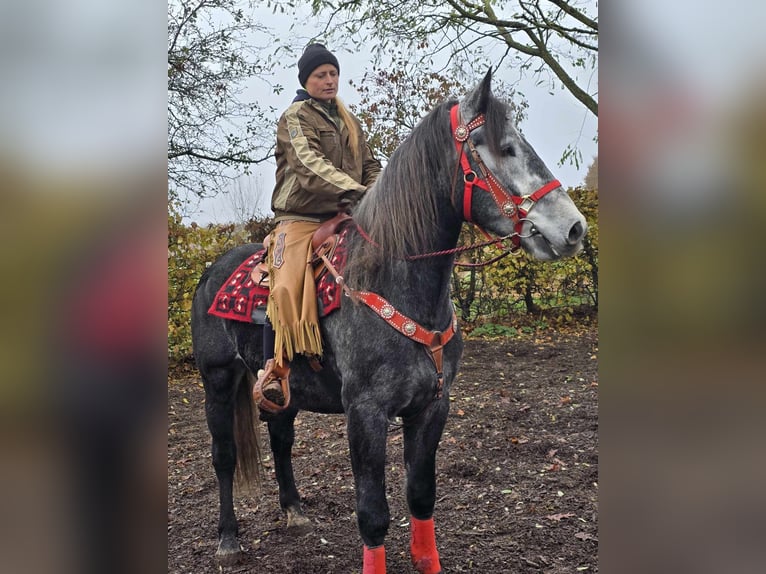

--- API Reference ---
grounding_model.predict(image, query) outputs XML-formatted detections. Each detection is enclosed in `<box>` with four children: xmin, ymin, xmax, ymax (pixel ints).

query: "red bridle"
<box><xmin>310</xmin><ymin>107</ymin><xmax>564</xmax><ymax>401</ymax></box>
<box><xmin>450</xmin><ymin>104</ymin><xmax>561</xmax><ymax>249</ymax></box>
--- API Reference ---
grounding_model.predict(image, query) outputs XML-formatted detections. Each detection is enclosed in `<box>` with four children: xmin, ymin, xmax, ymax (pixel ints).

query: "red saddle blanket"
<box><xmin>208</xmin><ymin>228</ymin><xmax>350</xmax><ymax>323</ymax></box>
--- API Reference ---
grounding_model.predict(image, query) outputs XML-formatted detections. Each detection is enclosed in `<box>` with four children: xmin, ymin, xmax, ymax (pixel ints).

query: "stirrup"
<box><xmin>252</xmin><ymin>358</ymin><xmax>291</xmax><ymax>413</ymax></box>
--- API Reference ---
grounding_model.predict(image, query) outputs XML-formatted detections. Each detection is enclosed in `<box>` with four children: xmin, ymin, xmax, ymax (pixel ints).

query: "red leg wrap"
<box><xmin>363</xmin><ymin>544</ymin><xmax>386</xmax><ymax>574</ymax></box>
<box><xmin>410</xmin><ymin>517</ymin><xmax>442</xmax><ymax>574</ymax></box>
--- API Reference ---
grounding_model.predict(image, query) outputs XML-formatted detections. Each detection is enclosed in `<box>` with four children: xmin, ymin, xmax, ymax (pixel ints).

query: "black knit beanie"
<box><xmin>297</xmin><ymin>43</ymin><xmax>340</xmax><ymax>87</ymax></box>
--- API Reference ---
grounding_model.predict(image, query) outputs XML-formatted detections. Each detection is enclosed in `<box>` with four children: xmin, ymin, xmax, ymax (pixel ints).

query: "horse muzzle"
<box><xmin>520</xmin><ymin>214</ymin><xmax>587</xmax><ymax>260</ymax></box>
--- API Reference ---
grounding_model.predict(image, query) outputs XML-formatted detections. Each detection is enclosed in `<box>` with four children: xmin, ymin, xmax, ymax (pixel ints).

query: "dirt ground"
<box><xmin>168</xmin><ymin>326</ymin><xmax>598</xmax><ymax>573</ymax></box>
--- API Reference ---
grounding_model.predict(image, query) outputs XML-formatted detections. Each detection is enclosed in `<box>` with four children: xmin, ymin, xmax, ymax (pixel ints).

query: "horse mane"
<box><xmin>348</xmin><ymin>100</ymin><xmax>456</xmax><ymax>285</ymax></box>
<box><xmin>347</xmin><ymin>91</ymin><xmax>510</xmax><ymax>288</ymax></box>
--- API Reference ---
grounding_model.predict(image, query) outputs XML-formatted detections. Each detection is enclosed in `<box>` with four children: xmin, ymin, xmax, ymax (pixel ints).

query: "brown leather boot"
<box><xmin>252</xmin><ymin>358</ymin><xmax>291</xmax><ymax>413</ymax></box>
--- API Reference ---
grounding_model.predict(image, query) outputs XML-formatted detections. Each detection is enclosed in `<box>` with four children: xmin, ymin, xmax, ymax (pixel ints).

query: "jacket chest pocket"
<box><xmin>318</xmin><ymin>130</ymin><xmax>340</xmax><ymax>162</ymax></box>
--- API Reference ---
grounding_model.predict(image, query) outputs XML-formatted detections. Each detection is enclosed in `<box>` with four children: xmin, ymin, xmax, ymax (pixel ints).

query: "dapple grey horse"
<box><xmin>191</xmin><ymin>70</ymin><xmax>587</xmax><ymax>573</ymax></box>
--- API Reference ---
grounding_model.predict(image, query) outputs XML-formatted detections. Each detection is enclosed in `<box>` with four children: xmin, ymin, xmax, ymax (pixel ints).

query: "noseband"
<box><xmin>450</xmin><ymin>104</ymin><xmax>561</xmax><ymax>249</ymax></box>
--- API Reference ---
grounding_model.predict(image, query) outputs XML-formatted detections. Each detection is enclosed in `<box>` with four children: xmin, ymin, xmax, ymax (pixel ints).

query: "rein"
<box><xmin>356</xmin><ymin>222</ymin><xmax>519</xmax><ymax>268</ymax></box>
<box><xmin>355</xmin><ymin>104</ymin><xmax>562</xmax><ymax>268</ymax></box>
<box><xmin>318</xmin><ymin>103</ymin><xmax>562</xmax><ymax>400</ymax></box>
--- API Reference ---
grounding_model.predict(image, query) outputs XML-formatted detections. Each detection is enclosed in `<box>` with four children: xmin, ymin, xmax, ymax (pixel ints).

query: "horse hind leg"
<box><xmin>203</xmin><ymin>365</ymin><xmax>252</xmax><ymax>564</ymax></box>
<box><xmin>403</xmin><ymin>399</ymin><xmax>449</xmax><ymax>574</ymax></box>
<box><xmin>255</xmin><ymin>392</ymin><xmax>312</xmax><ymax>535</ymax></box>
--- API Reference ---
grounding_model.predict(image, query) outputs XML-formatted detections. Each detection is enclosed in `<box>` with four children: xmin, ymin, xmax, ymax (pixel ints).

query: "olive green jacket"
<box><xmin>271</xmin><ymin>95</ymin><xmax>381</xmax><ymax>222</ymax></box>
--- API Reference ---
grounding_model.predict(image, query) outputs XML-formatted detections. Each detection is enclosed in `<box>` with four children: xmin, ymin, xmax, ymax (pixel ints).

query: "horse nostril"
<box><xmin>567</xmin><ymin>220</ymin><xmax>585</xmax><ymax>245</ymax></box>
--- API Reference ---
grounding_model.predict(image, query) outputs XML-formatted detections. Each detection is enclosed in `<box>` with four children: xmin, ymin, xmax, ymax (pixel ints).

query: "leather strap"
<box><xmin>356</xmin><ymin>291</ymin><xmax>456</xmax><ymax>399</ymax></box>
<box><xmin>449</xmin><ymin>104</ymin><xmax>561</xmax><ymax>248</ymax></box>
<box><xmin>319</xmin><ymin>253</ymin><xmax>456</xmax><ymax>399</ymax></box>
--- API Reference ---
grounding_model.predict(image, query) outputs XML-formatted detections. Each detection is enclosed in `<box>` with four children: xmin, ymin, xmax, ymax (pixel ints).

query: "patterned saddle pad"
<box><xmin>207</xmin><ymin>227</ymin><xmax>350</xmax><ymax>323</ymax></box>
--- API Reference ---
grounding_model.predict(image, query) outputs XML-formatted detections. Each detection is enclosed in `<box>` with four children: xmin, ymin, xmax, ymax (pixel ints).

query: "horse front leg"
<box><xmin>403</xmin><ymin>397</ymin><xmax>449</xmax><ymax>574</ymax></box>
<box><xmin>346</xmin><ymin>404</ymin><xmax>390</xmax><ymax>573</ymax></box>
<box><xmin>266</xmin><ymin>411</ymin><xmax>312</xmax><ymax>534</ymax></box>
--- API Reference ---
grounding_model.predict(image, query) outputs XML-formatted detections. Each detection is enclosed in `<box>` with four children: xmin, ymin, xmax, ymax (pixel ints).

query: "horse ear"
<box><xmin>478</xmin><ymin>69</ymin><xmax>493</xmax><ymax>113</ymax></box>
<box><xmin>463</xmin><ymin>68</ymin><xmax>493</xmax><ymax>118</ymax></box>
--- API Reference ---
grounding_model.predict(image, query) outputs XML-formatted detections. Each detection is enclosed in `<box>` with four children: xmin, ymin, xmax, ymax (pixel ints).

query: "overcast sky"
<box><xmin>187</xmin><ymin>3</ymin><xmax>599</xmax><ymax>225</ymax></box>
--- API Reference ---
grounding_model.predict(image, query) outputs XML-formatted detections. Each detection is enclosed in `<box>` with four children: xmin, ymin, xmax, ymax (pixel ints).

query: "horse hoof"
<box><xmin>286</xmin><ymin>508</ymin><xmax>313</xmax><ymax>536</ymax></box>
<box><xmin>215</xmin><ymin>540</ymin><xmax>242</xmax><ymax>565</ymax></box>
<box><xmin>287</xmin><ymin>520</ymin><xmax>313</xmax><ymax>536</ymax></box>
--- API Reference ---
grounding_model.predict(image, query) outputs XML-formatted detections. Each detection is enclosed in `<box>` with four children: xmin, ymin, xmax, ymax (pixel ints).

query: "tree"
<box><xmin>223</xmin><ymin>174</ymin><xmax>269</xmax><ymax>225</ymax></box>
<box><xmin>309</xmin><ymin>0</ymin><xmax>597</xmax><ymax>117</ymax></box>
<box><xmin>349</xmin><ymin>50</ymin><xmax>528</xmax><ymax>161</ymax></box>
<box><xmin>584</xmin><ymin>154</ymin><xmax>598</xmax><ymax>189</ymax></box>
<box><xmin>168</xmin><ymin>0</ymin><xmax>282</xmax><ymax>201</ymax></box>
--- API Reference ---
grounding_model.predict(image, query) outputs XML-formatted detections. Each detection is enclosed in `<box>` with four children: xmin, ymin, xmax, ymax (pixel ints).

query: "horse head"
<box><xmin>457</xmin><ymin>70</ymin><xmax>587</xmax><ymax>260</ymax></box>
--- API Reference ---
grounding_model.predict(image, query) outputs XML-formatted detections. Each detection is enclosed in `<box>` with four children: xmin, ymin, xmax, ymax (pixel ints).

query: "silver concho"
<box><xmin>403</xmin><ymin>321</ymin><xmax>417</xmax><ymax>336</ymax></box>
<box><xmin>454</xmin><ymin>125</ymin><xmax>469</xmax><ymax>142</ymax></box>
<box><xmin>381</xmin><ymin>304</ymin><xmax>395</xmax><ymax>319</ymax></box>
<box><xmin>502</xmin><ymin>201</ymin><xmax>516</xmax><ymax>215</ymax></box>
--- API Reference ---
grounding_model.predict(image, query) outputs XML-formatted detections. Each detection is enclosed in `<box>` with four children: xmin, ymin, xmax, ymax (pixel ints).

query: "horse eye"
<box><xmin>502</xmin><ymin>145</ymin><xmax>515</xmax><ymax>157</ymax></box>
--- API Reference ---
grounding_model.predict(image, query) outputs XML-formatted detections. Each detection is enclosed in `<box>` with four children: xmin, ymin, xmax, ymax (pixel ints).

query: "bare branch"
<box><xmin>548</xmin><ymin>0</ymin><xmax>598</xmax><ymax>31</ymax></box>
<box><xmin>167</xmin><ymin>0</ymin><xmax>279</xmax><ymax>200</ymax></box>
<box><xmin>321</xmin><ymin>0</ymin><xmax>598</xmax><ymax>116</ymax></box>
<box><xmin>168</xmin><ymin>148</ymin><xmax>275</xmax><ymax>164</ymax></box>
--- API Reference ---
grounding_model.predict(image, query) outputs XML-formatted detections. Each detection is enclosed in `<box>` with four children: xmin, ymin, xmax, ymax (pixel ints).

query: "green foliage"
<box><xmin>470</xmin><ymin>323</ymin><xmax>520</xmax><ymax>338</ymax></box>
<box><xmin>167</xmin><ymin>185</ymin><xmax>597</xmax><ymax>360</ymax></box>
<box><xmin>451</xmin><ymin>185</ymin><xmax>598</xmax><ymax>330</ymax></box>
<box><xmin>167</xmin><ymin>202</ymin><xmax>252</xmax><ymax>360</ymax></box>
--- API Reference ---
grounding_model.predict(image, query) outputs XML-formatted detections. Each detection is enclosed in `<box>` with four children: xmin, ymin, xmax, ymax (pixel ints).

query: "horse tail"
<box><xmin>233</xmin><ymin>371</ymin><xmax>262</xmax><ymax>492</ymax></box>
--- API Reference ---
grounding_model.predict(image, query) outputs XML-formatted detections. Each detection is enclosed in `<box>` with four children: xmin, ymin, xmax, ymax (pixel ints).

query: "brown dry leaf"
<box><xmin>575</xmin><ymin>532</ymin><xmax>598</xmax><ymax>542</ymax></box>
<box><xmin>456</xmin><ymin>409</ymin><xmax>465</xmax><ymax>416</ymax></box>
<box><xmin>559</xmin><ymin>395</ymin><xmax>572</xmax><ymax>406</ymax></box>
<box><xmin>546</xmin><ymin>512</ymin><xmax>575</xmax><ymax>522</ymax></box>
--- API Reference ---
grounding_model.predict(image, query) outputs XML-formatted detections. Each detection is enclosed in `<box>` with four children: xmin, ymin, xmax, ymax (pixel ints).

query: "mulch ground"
<box><xmin>168</xmin><ymin>326</ymin><xmax>598</xmax><ymax>573</ymax></box>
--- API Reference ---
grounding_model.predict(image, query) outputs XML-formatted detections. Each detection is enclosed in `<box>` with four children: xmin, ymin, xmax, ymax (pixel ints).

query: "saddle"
<box><xmin>311</xmin><ymin>212</ymin><xmax>352</xmax><ymax>251</ymax></box>
<box><xmin>250</xmin><ymin>212</ymin><xmax>353</xmax><ymax>319</ymax></box>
